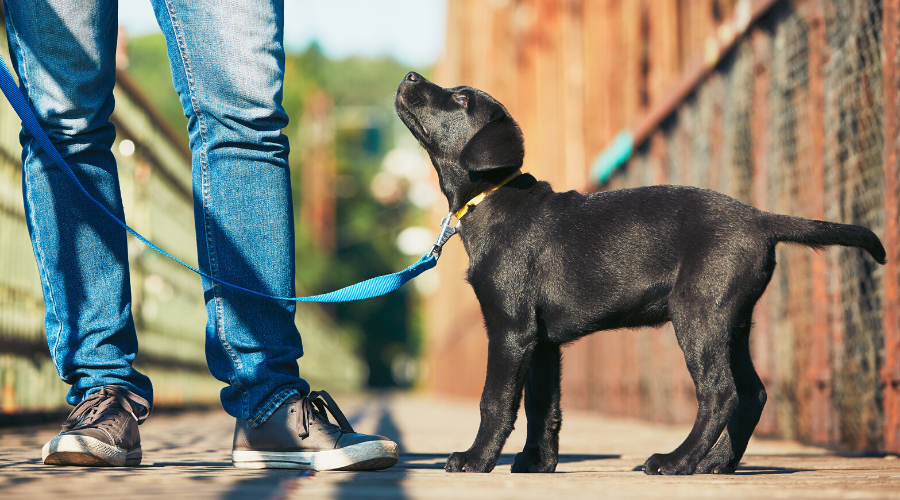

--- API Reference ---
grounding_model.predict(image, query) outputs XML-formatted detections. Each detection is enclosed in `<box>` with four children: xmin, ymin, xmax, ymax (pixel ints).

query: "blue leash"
<box><xmin>0</xmin><ymin>60</ymin><xmax>440</xmax><ymax>303</ymax></box>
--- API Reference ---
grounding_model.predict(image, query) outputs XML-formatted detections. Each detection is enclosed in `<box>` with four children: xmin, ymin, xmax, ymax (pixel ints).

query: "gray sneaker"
<box><xmin>232</xmin><ymin>390</ymin><xmax>399</xmax><ymax>471</ymax></box>
<box><xmin>42</xmin><ymin>385</ymin><xmax>150</xmax><ymax>467</ymax></box>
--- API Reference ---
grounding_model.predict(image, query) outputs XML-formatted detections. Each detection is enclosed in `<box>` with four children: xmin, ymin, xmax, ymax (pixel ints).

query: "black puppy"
<box><xmin>394</xmin><ymin>71</ymin><xmax>886</xmax><ymax>475</ymax></box>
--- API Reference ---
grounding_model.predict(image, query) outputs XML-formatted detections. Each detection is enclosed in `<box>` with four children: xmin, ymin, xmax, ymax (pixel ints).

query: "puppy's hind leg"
<box><xmin>695</xmin><ymin>328</ymin><xmax>767</xmax><ymax>474</ymax></box>
<box><xmin>512</xmin><ymin>341</ymin><xmax>562</xmax><ymax>473</ymax></box>
<box><xmin>696</xmin><ymin>248</ymin><xmax>773</xmax><ymax>474</ymax></box>
<box><xmin>643</xmin><ymin>302</ymin><xmax>738</xmax><ymax>475</ymax></box>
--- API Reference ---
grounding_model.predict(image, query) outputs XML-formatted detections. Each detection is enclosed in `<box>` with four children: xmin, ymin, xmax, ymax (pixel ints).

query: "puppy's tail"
<box><xmin>763</xmin><ymin>213</ymin><xmax>886</xmax><ymax>264</ymax></box>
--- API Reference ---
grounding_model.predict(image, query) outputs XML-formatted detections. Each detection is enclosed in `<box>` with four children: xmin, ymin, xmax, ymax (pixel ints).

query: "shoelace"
<box><xmin>293</xmin><ymin>390</ymin><xmax>355</xmax><ymax>439</ymax></box>
<box><xmin>61</xmin><ymin>385</ymin><xmax>151</xmax><ymax>432</ymax></box>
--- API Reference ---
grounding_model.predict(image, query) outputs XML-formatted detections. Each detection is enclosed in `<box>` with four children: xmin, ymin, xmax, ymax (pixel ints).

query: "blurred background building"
<box><xmin>0</xmin><ymin>0</ymin><xmax>898</xmax><ymax>455</ymax></box>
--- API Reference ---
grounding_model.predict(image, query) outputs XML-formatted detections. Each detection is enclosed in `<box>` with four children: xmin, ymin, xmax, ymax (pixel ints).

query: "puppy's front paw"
<box><xmin>445</xmin><ymin>451</ymin><xmax>494</xmax><ymax>473</ymax></box>
<box><xmin>511</xmin><ymin>448</ymin><xmax>557</xmax><ymax>473</ymax></box>
<box><xmin>642</xmin><ymin>453</ymin><xmax>695</xmax><ymax>475</ymax></box>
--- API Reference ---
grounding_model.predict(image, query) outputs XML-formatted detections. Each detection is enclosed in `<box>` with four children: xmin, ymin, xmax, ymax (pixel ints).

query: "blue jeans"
<box><xmin>4</xmin><ymin>0</ymin><xmax>309</xmax><ymax>426</ymax></box>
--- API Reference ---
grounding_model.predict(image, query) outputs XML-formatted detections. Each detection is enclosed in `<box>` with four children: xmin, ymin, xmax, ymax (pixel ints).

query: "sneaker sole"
<box><xmin>232</xmin><ymin>440</ymin><xmax>399</xmax><ymax>471</ymax></box>
<box><xmin>42</xmin><ymin>435</ymin><xmax>141</xmax><ymax>467</ymax></box>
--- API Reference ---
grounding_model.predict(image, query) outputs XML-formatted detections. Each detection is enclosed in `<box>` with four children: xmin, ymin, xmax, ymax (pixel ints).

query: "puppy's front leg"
<box><xmin>512</xmin><ymin>341</ymin><xmax>561</xmax><ymax>473</ymax></box>
<box><xmin>445</xmin><ymin>335</ymin><xmax>535</xmax><ymax>473</ymax></box>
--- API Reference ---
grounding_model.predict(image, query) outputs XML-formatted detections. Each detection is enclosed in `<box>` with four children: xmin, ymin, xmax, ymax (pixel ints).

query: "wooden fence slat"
<box><xmin>881</xmin><ymin>0</ymin><xmax>900</xmax><ymax>453</ymax></box>
<box><xmin>750</xmin><ymin>25</ymin><xmax>775</xmax><ymax>435</ymax></box>
<box><xmin>804</xmin><ymin>0</ymin><xmax>832</xmax><ymax>445</ymax></box>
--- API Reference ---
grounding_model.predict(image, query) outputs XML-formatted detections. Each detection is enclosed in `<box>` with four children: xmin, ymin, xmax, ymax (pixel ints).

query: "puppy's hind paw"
<box><xmin>511</xmin><ymin>448</ymin><xmax>558</xmax><ymax>473</ymax></box>
<box><xmin>694</xmin><ymin>451</ymin><xmax>737</xmax><ymax>474</ymax></box>
<box><xmin>642</xmin><ymin>453</ymin><xmax>695</xmax><ymax>475</ymax></box>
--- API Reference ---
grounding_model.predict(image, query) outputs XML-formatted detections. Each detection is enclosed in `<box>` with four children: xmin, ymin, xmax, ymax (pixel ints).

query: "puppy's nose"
<box><xmin>405</xmin><ymin>71</ymin><xmax>421</xmax><ymax>83</ymax></box>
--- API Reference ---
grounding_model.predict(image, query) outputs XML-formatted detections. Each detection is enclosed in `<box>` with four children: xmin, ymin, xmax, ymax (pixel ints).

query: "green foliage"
<box><xmin>124</xmin><ymin>35</ymin><xmax>189</xmax><ymax>143</ymax></box>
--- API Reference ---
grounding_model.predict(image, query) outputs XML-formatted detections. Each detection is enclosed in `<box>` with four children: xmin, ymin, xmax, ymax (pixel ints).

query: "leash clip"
<box><xmin>429</xmin><ymin>212</ymin><xmax>459</xmax><ymax>260</ymax></box>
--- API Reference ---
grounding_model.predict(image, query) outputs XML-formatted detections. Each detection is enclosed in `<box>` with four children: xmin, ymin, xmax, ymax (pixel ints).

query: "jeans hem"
<box><xmin>244</xmin><ymin>386</ymin><xmax>304</xmax><ymax>428</ymax></box>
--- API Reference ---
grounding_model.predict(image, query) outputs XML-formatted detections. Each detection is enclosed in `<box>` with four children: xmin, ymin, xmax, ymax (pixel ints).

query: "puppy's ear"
<box><xmin>459</xmin><ymin>111</ymin><xmax>524</xmax><ymax>172</ymax></box>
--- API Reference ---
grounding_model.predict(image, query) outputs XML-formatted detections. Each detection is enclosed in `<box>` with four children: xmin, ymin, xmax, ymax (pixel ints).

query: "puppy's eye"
<box><xmin>453</xmin><ymin>94</ymin><xmax>468</xmax><ymax>107</ymax></box>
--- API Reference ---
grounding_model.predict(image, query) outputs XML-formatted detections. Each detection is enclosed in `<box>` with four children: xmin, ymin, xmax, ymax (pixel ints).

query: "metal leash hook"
<box><xmin>429</xmin><ymin>212</ymin><xmax>460</xmax><ymax>259</ymax></box>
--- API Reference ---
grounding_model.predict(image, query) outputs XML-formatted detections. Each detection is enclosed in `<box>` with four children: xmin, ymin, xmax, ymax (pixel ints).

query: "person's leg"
<box><xmin>4</xmin><ymin>0</ymin><xmax>152</xmax><ymax>467</ymax></box>
<box><xmin>149</xmin><ymin>0</ymin><xmax>307</xmax><ymax>425</ymax></box>
<box><xmin>149</xmin><ymin>1</ymin><xmax>398</xmax><ymax>470</ymax></box>
<box><xmin>2</xmin><ymin>0</ymin><xmax>152</xmax><ymax>408</ymax></box>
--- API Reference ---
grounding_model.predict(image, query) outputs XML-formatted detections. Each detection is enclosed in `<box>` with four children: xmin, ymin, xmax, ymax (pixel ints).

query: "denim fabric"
<box><xmin>4</xmin><ymin>0</ymin><xmax>309</xmax><ymax>425</ymax></box>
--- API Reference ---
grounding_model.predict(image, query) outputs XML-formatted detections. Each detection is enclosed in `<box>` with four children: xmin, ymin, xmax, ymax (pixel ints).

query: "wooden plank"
<box><xmin>803</xmin><ymin>0</ymin><xmax>833</xmax><ymax>445</ymax></box>
<box><xmin>648</xmin><ymin>0</ymin><xmax>683</xmax><ymax>103</ymax></box>
<box><xmin>620</xmin><ymin>0</ymin><xmax>643</xmax><ymax>125</ymax></box>
<box><xmin>492</xmin><ymin>0</ymin><xmax>521</xmax><ymax>121</ymax></box>
<box><xmin>517</xmin><ymin>0</ymin><xmax>541</xmax><ymax>179</ymax></box>
<box><xmin>581</xmin><ymin>0</ymin><xmax>613</xmax><ymax>163</ymax></box>
<box><xmin>750</xmin><ymin>25</ymin><xmax>775</xmax><ymax>435</ymax></box>
<box><xmin>708</xmin><ymin>73</ymin><xmax>724</xmax><ymax>190</ymax></box>
<box><xmin>562</xmin><ymin>0</ymin><xmax>587</xmax><ymax>188</ymax></box>
<box><xmin>433</xmin><ymin>0</ymin><xmax>464</xmax><ymax>84</ymax></box>
<box><xmin>881</xmin><ymin>0</ymin><xmax>900</xmax><ymax>453</ymax></box>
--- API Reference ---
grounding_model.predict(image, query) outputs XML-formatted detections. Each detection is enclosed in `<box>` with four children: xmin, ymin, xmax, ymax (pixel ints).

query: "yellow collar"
<box><xmin>454</xmin><ymin>169</ymin><xmax>522</xmax><ymax>220</ymax></box>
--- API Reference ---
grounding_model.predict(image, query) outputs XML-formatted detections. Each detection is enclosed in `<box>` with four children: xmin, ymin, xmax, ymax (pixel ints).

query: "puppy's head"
<box><xmin>395</xmin><ymin>72</ymin><xmax>524</xmax><ymax>212</ymax></box>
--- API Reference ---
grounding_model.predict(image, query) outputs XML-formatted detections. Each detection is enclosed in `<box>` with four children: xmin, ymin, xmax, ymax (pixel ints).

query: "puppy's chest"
<box><xmin>459</xmin><ymin>212</ymin><xmax>544</xmax><ymax>291</ymax></box>
<box><xmin>464</xmin><ymin>247</ymin><xmax>534</xmax><ymax>293</ymax></box>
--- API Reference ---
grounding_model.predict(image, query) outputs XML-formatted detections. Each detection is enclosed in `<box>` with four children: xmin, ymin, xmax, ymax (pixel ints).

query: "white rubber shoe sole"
<box><xmin>42</xmin><ymin>434</ymin><xmax>141</xmax><ymax>467</ymax></box>
<box><xmin>232</xmin><ymin>440</ymin><xmax>399</xmax><ymax>471</ymax></box>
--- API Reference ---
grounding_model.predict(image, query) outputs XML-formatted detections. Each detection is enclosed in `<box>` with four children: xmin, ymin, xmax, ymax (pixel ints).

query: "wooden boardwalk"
<box><xmin>1</xmin><ymin>392</ymin><xmax>899</xmax><ymax>499</ymax></box>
